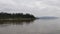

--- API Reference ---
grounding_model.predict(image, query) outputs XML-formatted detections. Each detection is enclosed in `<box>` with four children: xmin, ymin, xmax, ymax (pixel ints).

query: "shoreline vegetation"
<box><xmin>0</xmin><ymin>12</ymin><xmax>36</xmax><ymax>23</ymax></box>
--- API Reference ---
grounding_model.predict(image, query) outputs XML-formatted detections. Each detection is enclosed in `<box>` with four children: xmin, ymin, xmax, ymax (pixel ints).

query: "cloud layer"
<box><xmin>0</xmin><ymin>0</ymin><xmax>60</xmax><ymax>17</ymax></box>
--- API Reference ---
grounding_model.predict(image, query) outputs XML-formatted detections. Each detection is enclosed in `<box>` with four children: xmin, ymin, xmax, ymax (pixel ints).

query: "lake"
<box><xmin>0</xmin><ymin>18</ymin><xmax>60</xmax><ymax>34</ymax></box>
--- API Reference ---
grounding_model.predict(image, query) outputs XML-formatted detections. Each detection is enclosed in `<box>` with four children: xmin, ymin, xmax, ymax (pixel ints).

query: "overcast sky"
<box><xmin>0</xmin><ymin>0</ymin><xmax>60</xmax><ymax>17</ymax></box>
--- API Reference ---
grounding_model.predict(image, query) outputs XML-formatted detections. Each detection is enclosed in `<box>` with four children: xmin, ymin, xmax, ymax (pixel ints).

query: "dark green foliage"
<box><xmin>0</xmin><ymin>12</ymin><xmax>35</xmax><ymax>19</ymax></box>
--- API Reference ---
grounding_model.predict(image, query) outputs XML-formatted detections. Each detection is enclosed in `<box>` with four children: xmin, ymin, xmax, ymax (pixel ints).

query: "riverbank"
<box><xmin>0</xmin><ymin>12</ymin><xmax>36</xmax><ymax>23</ymax></box>
<box><xmin>0</xmin><ymin>18</ymin><xmax>36</xmax><ymax>23</ymax></box>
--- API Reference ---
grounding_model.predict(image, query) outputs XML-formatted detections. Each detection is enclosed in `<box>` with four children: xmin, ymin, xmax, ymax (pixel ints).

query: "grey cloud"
<box><xmin>42</xmin><ymin>0</ymin><xmax>60</xmax><ymax>7</ymax></box>
<box><xmin>0</xmin><ymin>0</ymin><xmax>60</xmax><ymax>17</ymax></box>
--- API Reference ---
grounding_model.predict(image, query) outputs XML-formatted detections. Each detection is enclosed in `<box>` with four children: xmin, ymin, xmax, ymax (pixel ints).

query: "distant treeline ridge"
<box><xmin>0</xmin><ymin>12</ymin><xmax>35</xmax><ymax>19</ymax></box>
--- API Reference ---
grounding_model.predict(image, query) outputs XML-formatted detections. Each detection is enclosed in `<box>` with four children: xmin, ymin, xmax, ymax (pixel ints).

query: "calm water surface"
<box><xmin>0</xmin><ymin>18</ymin><xmax>60</xmax><ymax>34</ymax></box>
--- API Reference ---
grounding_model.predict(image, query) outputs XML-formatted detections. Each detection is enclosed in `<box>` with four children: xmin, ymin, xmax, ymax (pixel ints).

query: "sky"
<box><xmin>0</xmin><ymin>0</ymin><xmax>60</xmax><ymax>17</ymax></box>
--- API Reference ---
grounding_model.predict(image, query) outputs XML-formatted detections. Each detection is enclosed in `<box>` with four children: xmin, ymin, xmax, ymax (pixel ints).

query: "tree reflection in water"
<box><xmin>0</xmin><ymin>19</ymin><xmax>35</xmax><ymax>25</ymax></box>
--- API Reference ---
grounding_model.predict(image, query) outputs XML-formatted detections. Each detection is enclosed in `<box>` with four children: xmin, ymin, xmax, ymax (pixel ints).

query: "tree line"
<box><xmin>0</xmin><ymin>12</ymin><xmax>35</xmax><ymax>19</ymax></box>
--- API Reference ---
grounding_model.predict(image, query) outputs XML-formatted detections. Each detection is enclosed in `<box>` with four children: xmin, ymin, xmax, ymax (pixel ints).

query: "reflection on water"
<box><xmin>0</xmin><ymin>19</ymin><xmax>35</xmax><ymax>25</ymax></box>
<box><xmin>0</xmin><ymin>19</ymin><xmax>35</xmax><ymax>28</ymax></box>
<box><xmin>0</xmin><ymin>18</ymin><xmax>60</xmax><ymax>34</ymax></box>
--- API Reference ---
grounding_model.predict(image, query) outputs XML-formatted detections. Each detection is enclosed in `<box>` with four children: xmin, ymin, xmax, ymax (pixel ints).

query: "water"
<box><xmin>0</xmin><ymin>18</ymin><xmax>60</xmax><ymax>34</ymax></box>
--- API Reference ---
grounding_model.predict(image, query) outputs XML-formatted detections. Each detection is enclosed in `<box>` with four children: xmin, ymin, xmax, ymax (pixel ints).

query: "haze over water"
<box><xmin>0</xmin><ymin>18</ymin><xmax>60</xmax><ymax>34</ymax></box>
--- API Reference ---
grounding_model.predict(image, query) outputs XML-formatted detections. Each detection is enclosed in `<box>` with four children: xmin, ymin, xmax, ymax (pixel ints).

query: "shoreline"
<box><xmin>0</xmin><ymin>18</ymin><xmax>36</xmax><ymax>22</ymax></box>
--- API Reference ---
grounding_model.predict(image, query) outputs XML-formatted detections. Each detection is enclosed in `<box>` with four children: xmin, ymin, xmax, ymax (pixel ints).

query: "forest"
<box><xmin>0</xmin><ymin>12</ymin><xmax>35</xmax><ymax>19</ymax></box>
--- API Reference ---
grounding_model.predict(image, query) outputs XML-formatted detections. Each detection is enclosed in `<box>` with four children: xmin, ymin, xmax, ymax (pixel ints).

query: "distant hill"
<box><xmin>36</xmin><ymin>16</ymin><xmax>58</xmax><ymax>19</ymax></box>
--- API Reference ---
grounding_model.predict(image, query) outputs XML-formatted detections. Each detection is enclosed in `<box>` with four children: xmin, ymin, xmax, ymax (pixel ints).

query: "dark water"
<box><xmin>0</xmin><ymin>18</ymin><xmax>60</xmax><ymax>34</ymax></box>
